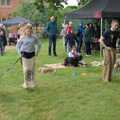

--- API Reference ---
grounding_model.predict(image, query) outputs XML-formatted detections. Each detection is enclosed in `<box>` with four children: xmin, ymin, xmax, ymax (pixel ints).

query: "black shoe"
<box><xmin>54</xmin><ymin>54</ymin><xmax>57</xmax><ymax>56</ymax></box>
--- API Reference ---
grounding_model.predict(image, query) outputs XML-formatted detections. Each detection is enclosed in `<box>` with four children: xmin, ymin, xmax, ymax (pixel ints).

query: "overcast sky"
<box><xmin>67</xmin><ymin>0</ymin><xmax>78</xmax><ymax>6</ymax></box>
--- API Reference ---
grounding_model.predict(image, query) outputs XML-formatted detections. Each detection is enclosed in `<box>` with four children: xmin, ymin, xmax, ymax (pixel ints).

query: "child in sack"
<box><xmin>16</xmin><ymin>24</ymin><xmax>41</xmax><ymax>89</ymax></box>
<box><xmin>64</xmin><ymin>46</ymin><xmax>83</xmax><ymax>67</ymax></box>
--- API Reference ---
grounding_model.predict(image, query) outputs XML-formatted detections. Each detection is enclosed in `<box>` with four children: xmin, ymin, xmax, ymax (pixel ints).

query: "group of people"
<box><xmin>60</xmin><ymin>20</ymin><xmax>100</xmax><ymax>67</ymax></box>
<box><xmin>46</xmin><ymin>16</ymin><xmax>120</xmax><ymax>83</ymax></box>
<box><xmin>0</xmin><ymin>16</ymin><xmax>119</xmax><ymax>89</ymax></box>
<box><xmin>46</xmin><ymin>16</ymin><xmax>84</xmax><ymax>66</ymax></box>
<box><xmin>60</xmin><ymin>21</ymin><xmax>100</xmax><ymax>55</ymax></box>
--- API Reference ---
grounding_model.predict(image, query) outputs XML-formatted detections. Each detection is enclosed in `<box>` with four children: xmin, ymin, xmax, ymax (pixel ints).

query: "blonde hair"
<box><xmin>24</xmin><ymin>24</ymin><xmax>33</xmax><ymax>36</ymax></box>
<box><xmin>18</xmin><ymin>24</ymin><xmax>25</xmax><ymax>37</ymax></box>
<box><xmin>18</xmin><ymin>24</ymin><xmax>33</xmax><ymax>37</ymax></box>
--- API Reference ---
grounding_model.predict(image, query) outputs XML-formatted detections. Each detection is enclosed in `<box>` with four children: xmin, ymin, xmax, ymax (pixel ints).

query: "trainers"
<box><xmin>54</xmin><ymin>54</ymin><xmax>57</xmax><ymax>56</ymax></box>
<box><xmin>22</xmin><ymin>83</ymin><xmax>28</xmax><ymax>89</ymax></box>
<box><xmin>28</xmin><ymin>81</ymin><xmax>35</xmax><ymax>89</ymax></box>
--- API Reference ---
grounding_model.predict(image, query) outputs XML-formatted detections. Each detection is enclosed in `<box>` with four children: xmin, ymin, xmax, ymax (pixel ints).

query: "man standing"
<box><xmin>100</xmin><ymin>20</ymin><xmax>119</xmax><ymax>82</ymax></box>
<box><xmin>76</xmin><ymin>23</ymin><xmax>84</xmax><ymax>53</ymax></box>
<box><xmin>46</xmin><ymin>16</ymin><xmax>57</xmax><ymax>56</ymax></box>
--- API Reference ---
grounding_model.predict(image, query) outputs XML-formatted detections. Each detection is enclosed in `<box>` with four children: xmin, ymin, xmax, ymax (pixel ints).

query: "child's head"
<box><xmin>111</xmin><ymin>20</ymin><xmax>119</xmax><ymax>31</ymax></box>
<box><xmin>18</xmin><ymin>23</ymin><xmax>28</xmax><ymax>36</ymax></box>
<box><xmin>71</xmin><ymin>46</ymin><xmax>77</xmax><ymax>52</ymax></box>
<box><xmin>50</xmin><ymin>16</ymin><xmax>55</xmax><ymax>22</ymax></box>
<box><xmin>0</xmin><ymin>24</ymin><xmax>4</xmax><ymax>28</ymax></box>
<box><xmin>69</xmin><ymin>21</ymin><xmax>72</xmax><ymax>26</ymax></box>
<box><xmin>23</xmin><ymin>24</ymin><xmax>33</xmax><ymax>36</ymax></box>
<box><xmin>85</xmin><ymin>24</ymin><xmax>89</xmax><ymax>29</ymax></box>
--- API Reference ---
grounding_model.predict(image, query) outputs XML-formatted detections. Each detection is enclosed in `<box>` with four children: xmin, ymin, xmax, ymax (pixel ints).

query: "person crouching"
<box><xmin>16</xmin><ymin>25</ymin><xmax>40</xmax><ymax>89</ymax></box>
<box><xmin>64</xmin><ymin>46</ymin><xmax>83</xmax><ymax>67</ymax></box>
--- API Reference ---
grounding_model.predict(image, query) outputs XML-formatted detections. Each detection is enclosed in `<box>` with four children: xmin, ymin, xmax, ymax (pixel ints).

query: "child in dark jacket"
<box><xmin>64</xmin><ymin>46</ymin><xmax>82</xmax><ymax>67</ymax></box>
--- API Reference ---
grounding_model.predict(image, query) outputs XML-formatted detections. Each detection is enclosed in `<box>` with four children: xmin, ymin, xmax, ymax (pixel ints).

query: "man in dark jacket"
<box><xmin>46</xmin><ymin>16</ymin><xmax>57</xmax><ymax>56</ymax></box>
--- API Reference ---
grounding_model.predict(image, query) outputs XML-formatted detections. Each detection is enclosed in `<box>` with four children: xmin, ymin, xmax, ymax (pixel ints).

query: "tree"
<box><xmin>34</xmin><ymin>0</ymin><xmax>68</xmax><ymax>11</ymax></box>
<box><xmin>13</xmin><ymin>0</ymin><xmax>91</xmax><ymax>32</ymax></box>
<box><xmin>13</xmin><ymin>0</ymin><xmax>49</xmax><ymax>24</ymax></box>
<box><xmin>78</xmin><ymin>0</ymin><xmax>91</xmax><ymax>6</ymax></box>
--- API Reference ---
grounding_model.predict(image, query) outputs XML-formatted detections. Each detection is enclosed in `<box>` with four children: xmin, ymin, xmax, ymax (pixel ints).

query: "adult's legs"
<box><xmin>103</xmin><ymin>49</ymin><xmax>114</xmax><ymax>81</ymax></box>
<box><xmin>65</xmin><ymin>35</ymin><xmax>69</xmax><ymax>53</ymax></box>
<box><xmin>0</xmin><ymin>41</ymin><xmax>4</xmax><ymax>56</ymax></box>
<box><xmin>48</xmin><ymin>35</ymin><xmax>53</xmax><ymax>56</ymax></box>
<box><xmin>85</xmin><ymin>41</ymin><xmax>91</xmax><ymax>55</ymax></box>
<box><xmin>77</xmin><ymin>37</ymin><xmax>83</xmax><ymax>53</ymax></box>
<box><xmin>52</xmin><ymin>34</ymin><xmax>57</xmax><ymax>56</ymax></box>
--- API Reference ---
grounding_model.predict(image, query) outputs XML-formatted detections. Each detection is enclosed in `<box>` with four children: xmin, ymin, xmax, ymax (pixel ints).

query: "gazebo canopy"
<box><xmin>0</xmin><ymin>16</ymin><xmax>32</xmax><ymax>26</ymax></box>
<box><xmin>65</xmin><ymin>0</ymin><xmax>120</xmax><ymax>19</ymax></box>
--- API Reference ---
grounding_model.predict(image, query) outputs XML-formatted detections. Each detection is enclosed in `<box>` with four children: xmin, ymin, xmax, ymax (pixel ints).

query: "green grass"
<box><xmin>0</xmin><ymin>40</ymin><xmax>120</xmax><ymax>120</ymax></box>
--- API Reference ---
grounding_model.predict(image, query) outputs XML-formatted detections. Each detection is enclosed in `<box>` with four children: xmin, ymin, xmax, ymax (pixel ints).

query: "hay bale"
<box><xmin>91</xmin><ymin>61</ymin><xmax>103</xmax><ymax>67</ymax></box>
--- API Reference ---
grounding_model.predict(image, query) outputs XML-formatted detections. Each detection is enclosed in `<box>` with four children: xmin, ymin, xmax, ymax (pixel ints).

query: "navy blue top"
<box><xmin>46</xmin><ymin>21</ymin><xmax>57</xmax><ymax>35</ymax></box>
<box><xmin>103</xmin><ymin>30</ymin><xmax>119</xmax><ymax>48</ymax></box>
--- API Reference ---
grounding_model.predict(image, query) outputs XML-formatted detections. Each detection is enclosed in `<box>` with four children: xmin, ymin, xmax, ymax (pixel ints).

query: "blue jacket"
<box><xmin>77</xmin><ymin>25</ymin><xmax>84</xmax><ymax>40</ymax></box>
<box><xmin>46</xmin><ymin>21</ymin><xmax>57</xmax><ymax>35</ymax></box>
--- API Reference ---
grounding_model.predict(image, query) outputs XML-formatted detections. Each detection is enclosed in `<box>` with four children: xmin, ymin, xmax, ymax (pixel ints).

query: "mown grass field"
<box><xmin>0</xmin><ymin>40</ymin><xmax>120</xmax><ymax>120</ymax></box>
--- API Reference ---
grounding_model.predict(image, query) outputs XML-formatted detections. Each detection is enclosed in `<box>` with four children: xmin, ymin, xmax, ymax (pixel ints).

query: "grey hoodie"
<box><xmin>16</xmin><ymin>35</ymin><xmax>41</xmax><ymax>56</ymax></box>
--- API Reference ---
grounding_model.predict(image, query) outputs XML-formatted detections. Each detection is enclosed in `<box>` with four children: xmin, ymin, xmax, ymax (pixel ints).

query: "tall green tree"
<box><xmin>13</xmin><ymin>0</ymin><xmax>49</xmax><ymax>24</ymax></box>
<box><xmin>78</xmin><ymin>0</ymin><xmax>91</xmax><ymax>6</ymax></box>
<box><xmin>13</xmin><ymin>0</ymin><xmax>91</xmax><ymax>32</ymax></box>
<box><xmin>34</xmin><ymin>0</ymin><xmax>67</xmax><ymax>11</ymax></box>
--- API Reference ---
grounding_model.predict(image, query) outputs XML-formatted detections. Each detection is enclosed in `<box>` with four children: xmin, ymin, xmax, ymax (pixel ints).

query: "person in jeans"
<box><xmin>76</xmin><ymin>23</ymin><xmax>84</xmax><ymax>53</ymax></box>
<box><xmin>84</xmin><ymin>24</ymin><xmax>92</xmax><ymax>56</ymax></box>
<box><xmin>100</xmin><ymin>20</ymin><xmax>119</xmax><ymax>82</ymax></box>
<box><xmin>16</xmin><ymin>24</ymin><xmax>41</xmax><ymax>89</ymax></box>
<box><xmin>46</xmin><ymin>16</ymin><xmax>57</xmax><ymax>56</ymax></box>
<box><xmin>0</xmin><ymin>25</ymin><xmax>7</xmax><ymax>55</ymax></box>
<box><xmin>65</xmin><ymin>21</ymin><xmax>74</xmax><ymax>52</ymax></box>
<box><xmin>0</xmin><ymin>28</ymin><xmax>4</xmax><ymax>56</ymax></box>
<box><xmin>60</xmin><ymin>23</ymin><xmax>68</xmax><ymax>52</ymax></box>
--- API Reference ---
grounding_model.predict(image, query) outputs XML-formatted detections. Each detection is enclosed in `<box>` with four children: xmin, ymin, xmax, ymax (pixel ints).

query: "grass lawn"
<box><xmin>0</xmin><ymin>39</ymin><xmax>120</xmax><ymax>120</ymax></box>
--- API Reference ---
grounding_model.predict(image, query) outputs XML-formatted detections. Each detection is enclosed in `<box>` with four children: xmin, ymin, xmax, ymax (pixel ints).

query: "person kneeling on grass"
<box><xmin>64</xmin><ymin>46</ymin><xmax>83</xmax><ymax>67</ymax></box>
<box><xmin>16</xmin><ymin>24</ymin><xmax>41</xmax><ymax>89</ymax></box>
